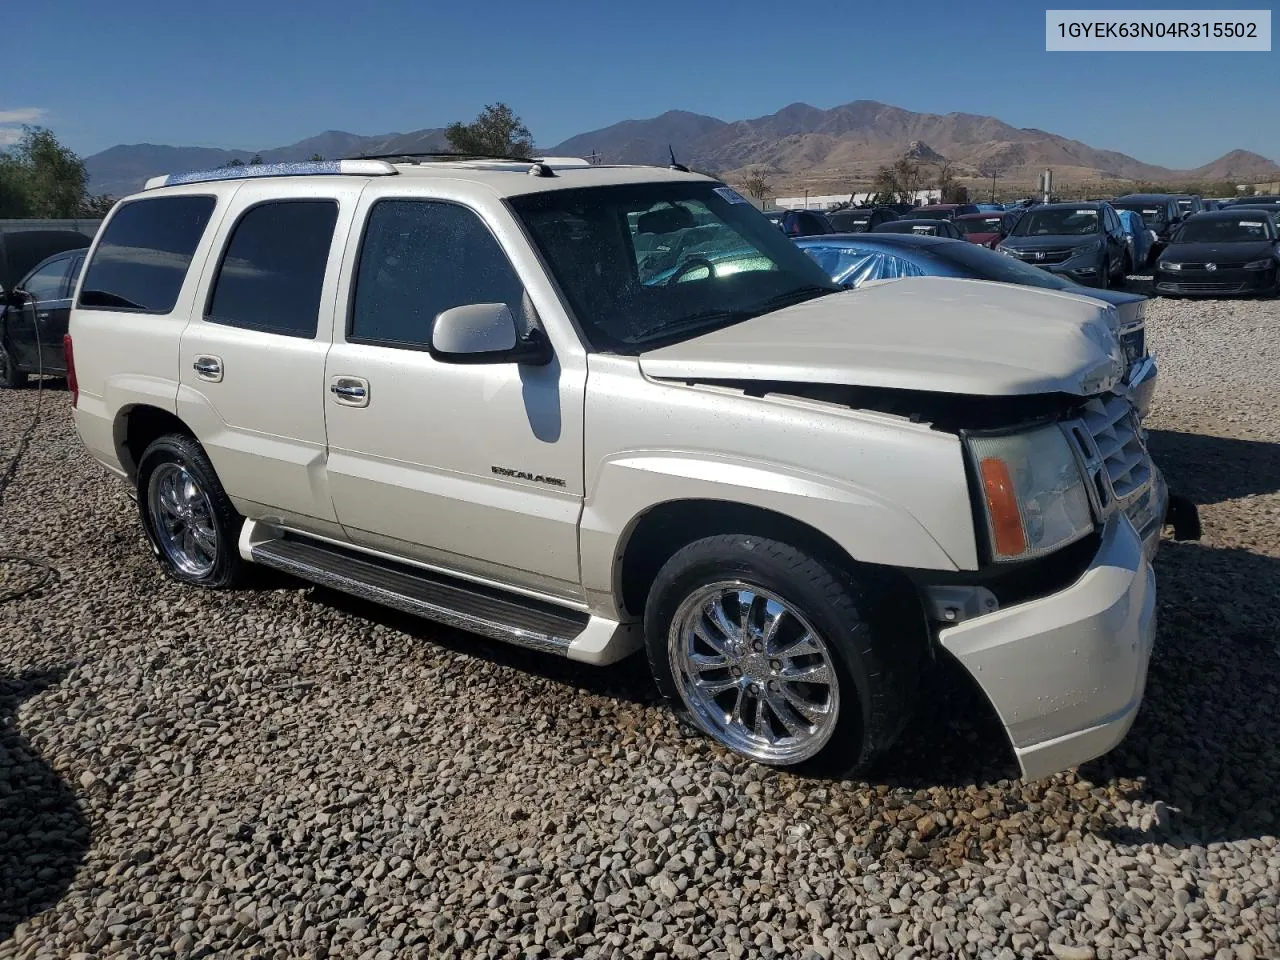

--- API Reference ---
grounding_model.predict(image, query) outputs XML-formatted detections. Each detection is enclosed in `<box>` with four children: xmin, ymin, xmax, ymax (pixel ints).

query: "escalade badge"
<box><xmin>491</xmin><ymin>465</ymin><xmax>567</xmax><ymax>487</ymax></box>
<box><xmin>1206</xmin><ymin>262</ymin><xmax>1217</xmax><ymax>271</ymax></box>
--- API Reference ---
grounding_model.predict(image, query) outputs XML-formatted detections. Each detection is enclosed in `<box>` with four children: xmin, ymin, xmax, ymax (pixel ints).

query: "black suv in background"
<box><xmin>995</xmin><ymin>201</ymin><xmax>1131</xmax><ymax>287</ymax></box>
<box><xmin>764</xmin><ymin>209</ymin><xmax>836</xmax><ymax>237</ymax></box>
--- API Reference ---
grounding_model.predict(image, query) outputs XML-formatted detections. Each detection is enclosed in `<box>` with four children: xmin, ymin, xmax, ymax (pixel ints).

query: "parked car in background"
<box><xmin>1173</xmin><ymin>195</ymin><xmax>1204</xmax><ymax>218</ymax></box>
<box><xmin>765</xmin><ymin>209</ymin><xmax>836</xmax><ymax>237</ymax></box>
<box><xmin>1154</xmin><ymin>210</ymin><xmax>1280</xmax><ymax>297</ymax></box>
<box><xmin>872</xmin><ymin>218</ymin><xmax>964</xmax><ymax>239</ymax></box>
<box><xmin>954</xmin><ymin>211</ymin><xmax>1012</xmax><ymax>248</ymax></box>
<box><xmin>996</xmin><ymin>201</ymin><xmax>1131</xmax><ymax>287</ymax></box>
<box><xmin>0</xmin><ymin>231</ymin><xmax>92</xmax><ymax>387</ymax></box>
<box><xmin>1111</xmin><ymin>195</ymin><xmax>1184</xmax><ymax>258</ymax></box>
<box><xmin>975</xmin><ymin>203</ymin><xmax>1004</xmax><ymax>213</ymax></box>
<box><xmin>826</xmin><ymin>206</ymin><xmax>899</xmax><ymax>233</ymax></box>
<box><xmin>908</xmin><ymin>203</ymin><xmax>981</xmax><ymax>221</ymax></box>
<box><xmin>1223</xmin><ymin>196</ymin><xmax>1280</xmax><ymax>211</ymax></box>
<box><xmin>1116</xmin><ymin>209</ymin><xmax>1154</xmax><ymax>270</ymax></box>
<box><xmin>795</xmin><ymin>232</ymin><xmax>1158</xmax><ymax>417</ymax></box>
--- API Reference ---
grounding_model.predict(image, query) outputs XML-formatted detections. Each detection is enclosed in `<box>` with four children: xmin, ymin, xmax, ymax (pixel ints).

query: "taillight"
<box><xmin>63</xmin><ymin>334</ymin><xmax>78</xmax><ymax>407</ymax></box>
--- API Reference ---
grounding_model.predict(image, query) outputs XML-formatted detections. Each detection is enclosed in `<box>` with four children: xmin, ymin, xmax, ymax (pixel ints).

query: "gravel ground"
<box><xmin>2</xmin><ymin>293</ymin><xmax>1279</xmax><ymax>960</ymax></box>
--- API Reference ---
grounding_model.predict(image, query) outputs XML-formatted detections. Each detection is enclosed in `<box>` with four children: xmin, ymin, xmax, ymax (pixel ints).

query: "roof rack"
<box><xmin>144</xmin><ymin>159</ymin><xmax>397</xmax><ymax>190</ymax></box>
<box><xmin>352</xmin><ymin>151</ymin><xmax>534</xmax><ymax>163</ymax></box>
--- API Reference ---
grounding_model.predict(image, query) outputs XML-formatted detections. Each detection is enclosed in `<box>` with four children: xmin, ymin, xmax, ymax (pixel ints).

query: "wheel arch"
<box><xmin>114</xmin><ymin>403</ymin><xmax>196</xmax><ymax>483</ymax></box>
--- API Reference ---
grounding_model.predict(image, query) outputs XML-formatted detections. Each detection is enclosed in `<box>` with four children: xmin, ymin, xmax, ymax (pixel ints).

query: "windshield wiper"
<box><xmin>753</xmin><ymin>285</ymin><xmax>839</xmax><ymax>311</ymax></box>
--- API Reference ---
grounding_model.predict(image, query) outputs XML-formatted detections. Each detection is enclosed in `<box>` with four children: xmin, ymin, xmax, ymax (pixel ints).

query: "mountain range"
<box><xmin>84</xmin><ymin>100</ymin><xmax>1280</xmax><ymax>198</ymax></box>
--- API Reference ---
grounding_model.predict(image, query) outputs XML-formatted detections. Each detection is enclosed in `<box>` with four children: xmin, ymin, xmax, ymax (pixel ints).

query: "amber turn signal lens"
<box><xmin>979</xmin><ymin>457</ymin><xmax>1026</xmax><ymax>557</ymax></box>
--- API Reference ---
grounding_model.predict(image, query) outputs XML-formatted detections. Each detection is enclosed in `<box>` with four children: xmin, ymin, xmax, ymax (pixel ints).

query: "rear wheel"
<box><xmin>644</xmin><ymin>534</ymin><xmax>920</xmax><ymax>776</ymax></box>
<box><xmin>136</xmin><ymin>434</ymin><xmax>245</xmax><ymax>588</ymax></box>
<box><xmin>0</xmin><ymin>343</ymin><xmax>27</xmax><ymax>389</ymax></box>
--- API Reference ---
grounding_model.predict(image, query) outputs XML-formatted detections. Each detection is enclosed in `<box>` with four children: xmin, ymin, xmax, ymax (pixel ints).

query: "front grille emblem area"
<box><xmin>1035</xmin><ymin>251</ymin><xmax>1045</xmax><ymax>261</ymax></box>
<box><xmin>1206</xmin><ymin>262</ymin><xmax>1217</xmax><ymax>272</ymax></box>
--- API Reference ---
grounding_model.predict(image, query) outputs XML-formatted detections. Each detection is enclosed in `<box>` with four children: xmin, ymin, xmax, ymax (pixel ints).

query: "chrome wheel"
<box><xmin>147</xmin><ymin>461</ymin><xmax>218</xmax><ymax>578</ymax></box>
<box><xmin>668</xmin><ymin>581</ymin><xmax>840</xmax><ymax>764</ymax></box>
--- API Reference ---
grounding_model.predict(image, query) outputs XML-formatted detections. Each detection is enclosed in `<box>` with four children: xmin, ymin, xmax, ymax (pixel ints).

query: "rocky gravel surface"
<box><xmin>2</xmin><ymin>294</ymin><xmax>1279</xmax><ymax>960</ymax></box>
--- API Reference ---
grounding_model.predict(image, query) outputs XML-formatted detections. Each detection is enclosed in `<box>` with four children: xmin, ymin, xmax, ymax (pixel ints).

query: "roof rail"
<box><xmin>352</xmin><ymin>151</ymin><xmax>534</xmax><ymax>163</ymax></box>
<box><xmin>144</xmin><ymin>159</ymin><xmax>398</xmax><ymax>190</ymax></box>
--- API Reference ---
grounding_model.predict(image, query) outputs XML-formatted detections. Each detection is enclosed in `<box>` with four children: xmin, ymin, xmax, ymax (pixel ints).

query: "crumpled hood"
<box><xmin>639</xmin><ymin>276</ymin><xmax>1126</xmax><ymax>398</ymax></box>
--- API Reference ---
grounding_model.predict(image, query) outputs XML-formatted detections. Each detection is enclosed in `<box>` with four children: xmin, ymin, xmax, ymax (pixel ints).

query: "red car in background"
<box><xmin>954</xmin><ymin>212</ymin><xmax>1010</xmax><ymax>248</ymax></box>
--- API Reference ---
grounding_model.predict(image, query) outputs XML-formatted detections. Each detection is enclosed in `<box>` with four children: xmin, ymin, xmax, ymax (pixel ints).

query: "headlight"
<box><xmin>997</xmin><ymin>245</ymin><xmax>1020</xmax><ymax>257</ymax></box>
<box><xmin>967</xmin><ymin>426</ymin><xmax>1095</xmax><ymax>562</ymax></box>
<box><xmin>1158</xmin><ymin>261</ymin><xmax>1182</xmax><ymax>271</ymax></box>
<box><xmin>1243</xmin><ymin>259</ymin><xmax>1273</xmax><ymax>270</ymax></box>
<box><xmin>1074</xmin><ymin>240</ymin><xmax>1102</xmax><ymax>256</ymax></box>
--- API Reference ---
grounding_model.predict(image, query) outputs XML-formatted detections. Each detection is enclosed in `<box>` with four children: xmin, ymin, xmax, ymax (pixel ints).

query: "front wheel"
<box><xmin>644</xmin><ymin>535</ymin><xmax>919</xmax><ymax>776</ymax></box>
<box><xmin>136</xmin><ymin>434</ymin><xmax>245</xmax><ymax>588</ymax></box>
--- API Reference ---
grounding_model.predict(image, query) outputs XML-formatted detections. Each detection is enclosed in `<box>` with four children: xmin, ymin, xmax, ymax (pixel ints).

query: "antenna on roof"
<box><xmin>668</xmin><ymin>145</ymin><xmax>690</xmax><ymax>173</ymax></box>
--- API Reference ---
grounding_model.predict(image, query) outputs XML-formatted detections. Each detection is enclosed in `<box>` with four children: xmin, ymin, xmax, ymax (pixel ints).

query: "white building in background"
<box><xmin>770</xmin><ymin>189</ymin><xmax>941</xmax><ymax>210</ymax></box>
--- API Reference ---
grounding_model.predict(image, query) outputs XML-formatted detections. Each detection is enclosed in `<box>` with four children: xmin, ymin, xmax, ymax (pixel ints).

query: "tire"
<box><xmin>136</xmin><ymin>434</ymin><xmax>245</xmax><ymax>588</ymax></box>
<box><xmin>643</xmin><ymin>534</ymin><xmax>921</xmax><ymax>777</ymax></box>
<box><xmin>0</xmin><ymin>342</ymin><xmax>27</xmax><ymax>389</ymax></box>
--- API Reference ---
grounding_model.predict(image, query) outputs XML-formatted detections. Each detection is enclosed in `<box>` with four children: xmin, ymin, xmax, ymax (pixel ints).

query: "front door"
<box><xmin>323</xmin><ymin>195</ymin><xmax>587</xmax><ymax>600</ymax></box>
<box><xmin>10</xmin><ymin>252</ymin><xmax>75</xmax><ymax>374</ymax></box>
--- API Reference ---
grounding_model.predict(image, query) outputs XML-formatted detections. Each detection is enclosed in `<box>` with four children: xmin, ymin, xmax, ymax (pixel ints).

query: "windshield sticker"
<box><xmin>714</xmin><ymin>186</ymin><xmax>749</xmax><ymax>205</ymax></box>
<box><xmin>1240</xmin><ymin>220</ymin><xmax>1264</xmax><ymax>227</ymax></box>
<box><xmin>1142</xmin><ymin>209</ymin><xmax>1158</xmax><ymax>215</ymax></box>
<box><xmin>1076</xmin><ymin>210</ymin><xmax>1096</xmax><ymax>215</ymax></box>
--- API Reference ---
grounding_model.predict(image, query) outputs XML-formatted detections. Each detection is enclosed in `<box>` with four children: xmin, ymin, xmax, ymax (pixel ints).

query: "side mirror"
<box><xmin>429</xmin><ymin>303</ymin><xmax>553</xmax><ymax>366</ymax></box>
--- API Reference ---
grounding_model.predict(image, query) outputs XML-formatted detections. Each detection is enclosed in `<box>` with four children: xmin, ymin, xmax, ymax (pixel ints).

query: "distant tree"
<box><xmin>309</xmin><ymin>153</ymin><xmax>324</xmax><ymax>161</ymax></box>
<box><xmin>742</xmin><ymin>167</ymin><xmax>773</xmax><ymax>200</ymax></box>
<box><xmin>249</xmin><ymin>154</ymin><xmax>263</xmax><ymax>165</ymax></box>
<box><xmin>80</xmin><ymin>193</ymin><xmax>115</xmax><ymax>217</ymax></box>
<box><xmin>935</xmin><ymin>160</ymin><xmax>968</xmax><ymax>203</ymax></box>
<box><xmin>445</xmin><ymin>103</ymin><xmax>533</xmax><ymax>157</ymax></box>
<box><xmin>0</xmin><ymin>126</ymin><xmax>88</xmax><ymax>217</ymax></box>
<box><xmin>873</xmin><ymin>154</ymin><xmax>924</xmax><ymax>205</ymax></box>
<box><xmin>224</xmin><ymin>158</ymin><xmax>246</xmax><ymax>168</ymax></box>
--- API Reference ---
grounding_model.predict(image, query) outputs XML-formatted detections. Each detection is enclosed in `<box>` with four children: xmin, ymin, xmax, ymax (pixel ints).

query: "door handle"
<box><xmin>330</xmin><ymin>376</ymin><xmax>370</xmax><ymax>407</ymax></box>
<box><xmin>193</xmin><ymin>355</ymin><xmax>223</xmax><ymax>382</ymax></box>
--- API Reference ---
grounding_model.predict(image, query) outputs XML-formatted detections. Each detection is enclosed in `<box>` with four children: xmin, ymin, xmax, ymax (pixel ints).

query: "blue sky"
<box><xmin>3</xmin><ymin>0</ymin><xmax>1276</xmax><ymax>166</ymax></box>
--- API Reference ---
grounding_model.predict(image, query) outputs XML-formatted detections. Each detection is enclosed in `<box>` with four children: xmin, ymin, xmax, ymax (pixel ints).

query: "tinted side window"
<box><xmin>351</xmin><ymin>200</ymin><xmax>526</xmax><ymax>348</ymax></box>
<box><xmin>22</xmin><ymin>256</ymin><xmax>71</xmax><ymax>300</ymax></box>
<box><xmin>79</xmin><ymin>196</ymin><xmax>216</xmax><ymax>313</ymax></box>
<box><xmin>206</xmin><ymin>200</ymin><xmax>338</xmax><ymax>338</ymax></box>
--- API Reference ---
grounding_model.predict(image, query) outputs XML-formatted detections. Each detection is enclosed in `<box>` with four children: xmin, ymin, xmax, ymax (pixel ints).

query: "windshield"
<box><xmin>1012</xmin><ymin>208</ymin><xmax>1100</xmax><ymax>237</ymax></box>
<box><xmin>1172</xmin><ymin>217</ymin><xmax>1276</xmax><ymax>243</ymax></box>
<box><xmin>1176</xmin><ymin>198</ymin><xmax>1195</xmax><ymax>212</ymax></box>
<box><xmin>1113</xmin><ymin>201</ymin><xmax>1167</xmax><ymax>225</ymax></box>
<box><xmin>934</xmin><ymin>242</ymin><xmax>1074</xmax><ymax>290</ymax></box>
<box><xmin>955</xmin><ymin>216</ymin><xmax>1004</xmax><ymax>236</ymax></box>
<box><xmin>509</xmin><ymin>182</ymin><xmax>840</xmax><ymax>353</ymax></box>
<box><xmin>907</xmin><ymin>208</ymin><xmax>952</xmax><ymax>220</ymax></box>
<box><xmin>827</xmin><ymin>211</ymin><xmax>874</xmax><ymax>232</ymax></box>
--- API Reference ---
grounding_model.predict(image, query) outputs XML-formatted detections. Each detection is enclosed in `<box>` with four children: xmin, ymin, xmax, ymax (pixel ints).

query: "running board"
<box><xmin>250</xmin><ymin>534</ymin><xmax>591</xmax><ymax>657</ymax></box>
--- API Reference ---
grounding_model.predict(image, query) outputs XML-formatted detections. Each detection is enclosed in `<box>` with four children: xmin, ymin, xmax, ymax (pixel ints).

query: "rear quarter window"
<box><xmin>78</xmin><ymin>195</ymin><xmax>217</xmax><ymax>313</ymax></box>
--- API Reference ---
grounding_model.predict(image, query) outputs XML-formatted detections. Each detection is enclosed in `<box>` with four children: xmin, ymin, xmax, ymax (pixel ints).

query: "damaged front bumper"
<box><xmin>939</xmin><ymin>512</ymin><xmax>1157</xmax><ymax>780</ymax></box>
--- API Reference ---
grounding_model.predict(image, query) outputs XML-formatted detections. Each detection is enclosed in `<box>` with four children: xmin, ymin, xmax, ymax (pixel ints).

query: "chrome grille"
<box><xmin>1013</xmin><ymin>247</ymin><xmax>1073</xmax><ymax>264</ymax></box>
<box><xmin>1078</xmin><ymin>393</ymin><xmax>1151</xmax><ymax>503</ymax></box>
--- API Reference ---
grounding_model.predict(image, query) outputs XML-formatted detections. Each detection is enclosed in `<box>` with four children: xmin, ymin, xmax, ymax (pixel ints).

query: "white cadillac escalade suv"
<box><xmin>66</xmin><ymin>157</ymin><xmax>1168</xmax><ymax>781</ymax></box>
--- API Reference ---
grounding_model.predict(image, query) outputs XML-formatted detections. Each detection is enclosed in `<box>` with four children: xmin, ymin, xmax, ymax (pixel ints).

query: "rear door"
<box><xmin>175</xmin><ymin>179</ymin><xmax>359</xmax><ymax>534</ymax></box>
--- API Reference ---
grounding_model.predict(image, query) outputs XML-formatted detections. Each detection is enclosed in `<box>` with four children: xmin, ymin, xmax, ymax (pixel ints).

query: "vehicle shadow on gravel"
<box><xmin>1087</xmin><ymin>540</ymin><xmax>1280</xmax><ymax>848</ymax></box>
<box><xmin>0</xmin><ymin>668</ymin><xmax>91</xmax><ymax>943</ymax></box>
<box><xmin>1147</xmin><ymin>429</ymin><xmax>1280</xmax><ymax>503</ymax></box>
<box><xmin>305</xmin><ymin>588</ymin><xmax>660</xmax><ymax>705</ymax></box>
